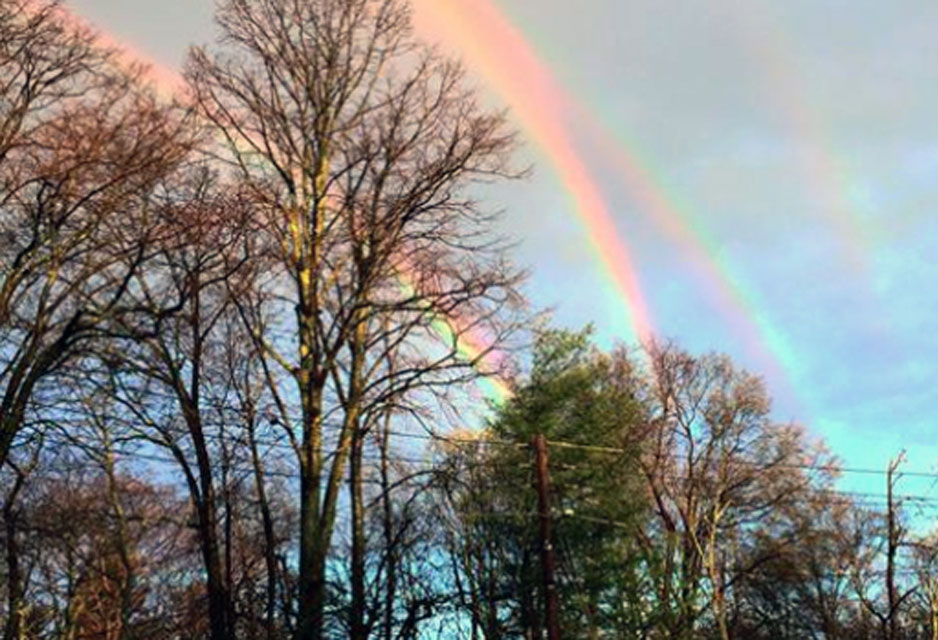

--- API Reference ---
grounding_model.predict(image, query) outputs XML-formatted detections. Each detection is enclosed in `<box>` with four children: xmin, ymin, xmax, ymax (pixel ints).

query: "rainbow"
<box><xmin>724</xmin><ymin>1</ymin><xmax>872</xmax><ymax>273</ymax></box>
<box><xmin>426</xmin><ymin>316</ymin><xmax>514</xmax><ymax>403</ymax></box>
<box><xmin>54</xmin><ymin>5</ymin><xmax>184</xmax><ymax>98</ymax></box>
<box><xmin>391</xmin><ymin>266</ymin><xmax>514</xmax><ymax>402</ymax></box>
<box><xmin>412</xmin><ymin>0</ymin><xmax>655</xmax><ymax>346</ymax></box>
<box><xmin>411</xmin><ymin>0</ymin><xmax>806</xmax><ymax>402</ymax></box>
<box><xmin>577</xmin><ymin>111</ymin><xmax>805</xmax><ymax>391</ymax></box>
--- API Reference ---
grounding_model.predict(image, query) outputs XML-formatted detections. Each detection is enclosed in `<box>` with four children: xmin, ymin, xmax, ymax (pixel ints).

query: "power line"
<box><xmin>543</xmin><ymin>438</ymin><xmax>938</xmax><ymax>480</ymax></box>
<box><xmin>24</xmin><ymin>425</ymin><xmax>938</xmax><ymax>509</ymax></box>
<box><xmin>32</xmin><ymin>433</ymin><xmax>511</xmax><ymax>484</ymax></box>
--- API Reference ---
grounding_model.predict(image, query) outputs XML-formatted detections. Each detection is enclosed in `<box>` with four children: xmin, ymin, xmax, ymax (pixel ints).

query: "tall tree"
<box><xmin>1</xmin><ymin>433</ymin><xmax>40</xmax><ymax>640</ymax></box>
<box><xmin>186</xmin><ymin>1</ymin><xmax>525</xmax><ymax>637</ymax></box>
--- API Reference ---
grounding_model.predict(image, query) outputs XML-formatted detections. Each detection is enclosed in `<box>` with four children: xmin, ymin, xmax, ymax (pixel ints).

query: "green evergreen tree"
<box><xmin>437</xmin><ymin>328</ymin><xmax>650</xmax><ymax>638</ymax></box>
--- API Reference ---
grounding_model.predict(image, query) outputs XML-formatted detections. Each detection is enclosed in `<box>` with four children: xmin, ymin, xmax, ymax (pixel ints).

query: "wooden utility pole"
<box><xmin>886</xmin><ymin>452</ymin><xmax>906</xmax><ymax>640</ymax></box>
<box><xmin>533</xmin><ymin>434</ymin><xmax>561</xmax><ymax>640</ymax></box>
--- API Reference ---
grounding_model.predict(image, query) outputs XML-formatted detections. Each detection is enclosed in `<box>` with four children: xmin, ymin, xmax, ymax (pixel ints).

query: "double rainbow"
<box><xmin>411</xmin><ymin>0</ymin><xmax>811</xmax><ymax>401</ymax></box>
<box><xmin>67</xmin><ymin>0</ymin><xmax>866</xmax><ymax>410</ymax></box>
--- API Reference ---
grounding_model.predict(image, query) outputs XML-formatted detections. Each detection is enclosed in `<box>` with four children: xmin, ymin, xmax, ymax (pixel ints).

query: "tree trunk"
<box><xmin>222</xmin><ymin>447</ymin><xmax>235</xmax><ymax>636</ymax></box>
<box><xmin>379</xmin><ymin>415</ymin><xmax>396</xmax><ymax>640</ymax></box>
<box><xmin>297</xmin><ymin>535</ymin><xmax>328</xmax><ymax>640</ymax></box>
<box><xmin>174</xmin><ymin>396</ymin><xmax>232</xmax><ymax>640</ymax></box>
<box><xmin>0</xmin><ymin>421</ymin><xmax>16</xmax><ymax>477</ymax></box>
<box><xmin>249</xmin><ymin>418</ymin><xmax>279</xmax><ymax>640</ymax></box>
<box><xmin>182</xmin><ymin>406</ymin><xmax>233</xmax><ymax>640</ymax></box>
<box><xmin>181</xmin><ymin>282</ymin><xmax>234</xmax><ymax>640</ymax></box>
<box><xmin>296</xmin><ymin>318</ymin><xmax>365</xmax><ymax>640</ymax></box>
<box><xmin>102</xmin><ymin>445</ymin><xmax>136</xmax><ymax>639</ymax></box>
<box><xmin>349</xmin><ymin>430</ymin><xmax>367</xmax><ymax>640</ymax></box>
<box><xmin>2</xmin><ymin>471</ymin><xmax>26</xmax><ymax>640</ymax></box>
<box><xmin>196</xmin><ymin>492</ymin><xmax>233</xmax><ymax>640</ymax></box>
<box><xmin>296</xmin><ymin>375</ymin><xmax>326</xmax><ymax>640</ymax></box>
<box><xmin>931</xmin><ymin>593</ymin><xmax>938</xmax><ymax>640</ymax></box>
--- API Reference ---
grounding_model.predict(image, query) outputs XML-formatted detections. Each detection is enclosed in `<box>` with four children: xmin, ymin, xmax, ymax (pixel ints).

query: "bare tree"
<box><xmin>912</xmin><ymin>534</ymin><xmax>938</xmax><ymax>640</ymax></box>
<box><xmin>850</xmin><ymin>455</ymin><xmax>917</xmax><ymax>640</ymax></box>
<box><xmin>186</xmin><ymin>1</ymin><xmax>525</xmax><ymax>637</ymax></box>
<box><xmin>637</xmin><ymin>342</ymin><xmax>839</xmax><ymax>639</ymax></box>
<box><xmin>0</xmin><ymin>438</ymin><xmax>196</xmax><ymax>640</ymax></box>
<box><xmin>0</xmin><ymin>0</ymin><xmax>192</xmax><ymax>469</ymax></box>
<box><xmin>101</xmin><ymin>167</ymin><xmax>256</xmax><ymax>640</ymax></box>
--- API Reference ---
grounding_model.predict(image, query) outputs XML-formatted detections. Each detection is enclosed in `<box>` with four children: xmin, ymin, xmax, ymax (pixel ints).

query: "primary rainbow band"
<box><xmin>580</xmin><ymin>111</ymin><xmax>805</xmax><ymax>399</ymax></box>
<box><xmin>413</xmin><ymin>0</ymin><xmax>655</xmax><ymax>346</ymax></box>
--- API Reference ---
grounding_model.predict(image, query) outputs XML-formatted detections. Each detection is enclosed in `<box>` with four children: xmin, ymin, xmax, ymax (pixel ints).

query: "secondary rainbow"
<box><xmin>725</xmin><ymin>0</ymin><xmax>872</xmax><ymax>274</ymax></box>
<box><xmin>413</xmin><ymin>0</ymin><xmax>806</xmax><ymax>403</ymax></box>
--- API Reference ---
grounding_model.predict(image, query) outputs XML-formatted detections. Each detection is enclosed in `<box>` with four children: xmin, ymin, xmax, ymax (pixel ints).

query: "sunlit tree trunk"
<box><xmin>349</xmin><ymin>427</ymin><xmax>367</xmax><ymax>640</ymax></box>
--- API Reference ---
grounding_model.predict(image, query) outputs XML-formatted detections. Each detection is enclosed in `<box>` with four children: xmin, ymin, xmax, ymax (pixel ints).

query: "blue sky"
<box><xmin>66</xmin><ymin>0</ymin><xmax>938</xmax><ymax>496</ymax></box>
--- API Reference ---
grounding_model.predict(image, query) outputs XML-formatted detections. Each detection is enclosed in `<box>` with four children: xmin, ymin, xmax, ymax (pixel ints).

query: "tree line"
<box><xmin>1</xmin><ymin>0</ymin><xmax>936</xmax><ymax>638</ymax></box>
